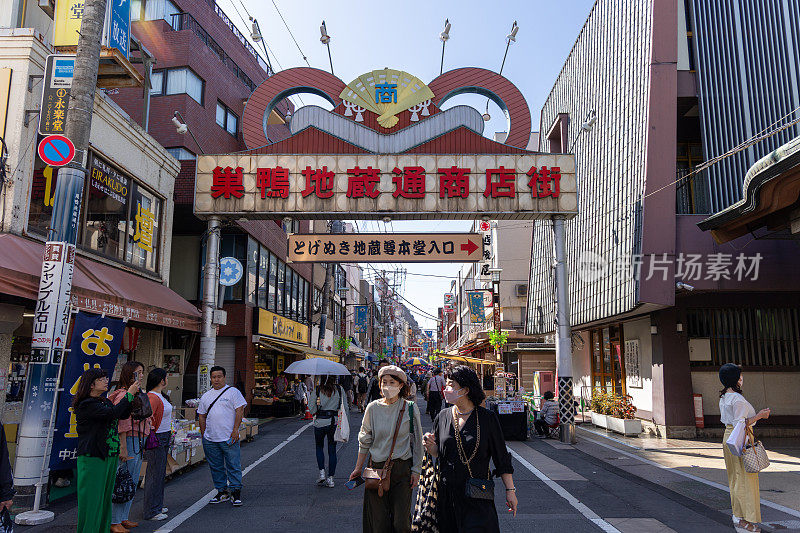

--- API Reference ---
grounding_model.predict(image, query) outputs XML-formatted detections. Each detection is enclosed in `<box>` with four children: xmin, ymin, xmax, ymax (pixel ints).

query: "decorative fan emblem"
<box><xmin>339</xmin><ymin>69</ymin><xmax>435</xmax><ymax>129</ymax></box>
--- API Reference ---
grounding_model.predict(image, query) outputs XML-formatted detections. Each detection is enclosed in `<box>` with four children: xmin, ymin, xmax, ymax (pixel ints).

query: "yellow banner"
<box><xmin>54</xmin><ymin>0</ymin><xmax>84</xmax><ymax>47</ymax></box>
<box><xmin>0</xmin><ymin>68</ymin><xmax>11</xmax><ymax>139</ymax></box>
<box><xmin>257</xmin><ymin>309</ymin><xmax>308</xmax><ymax>345</ymax></box>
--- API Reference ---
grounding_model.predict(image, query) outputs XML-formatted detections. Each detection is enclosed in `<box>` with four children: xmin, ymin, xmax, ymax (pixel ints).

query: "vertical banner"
<box><xmin>53</xmin><ymin>0</ymin><xmax>84</xmax><ymax>47</ymax></box>
<box><xmin>106</xmin><ymin>0</ymin><xmax>130</xmax><ymax>58</ymax></box>
<box><xmin>197</xmin><ymin>364</ymin><xmax>210</xmax><ymax>398</ymax></box>
<box><xmin>467</xmin><ymin>290</ymin><xmax>487</xmax><ymax>324</ymax></box>
<box><xmin>354</xmin><ymin>305</ymin><xmax>367</xmax><ymax>333</ymax></box>
<box><xmin>49</xmin><ymin>311</ymin><xmax>125</xmax><ymax>470</ymax></box>
<box><xmin>443</xmin><ymin>293</ymin><xmax>455</xmax><ymax>312</ymax></box>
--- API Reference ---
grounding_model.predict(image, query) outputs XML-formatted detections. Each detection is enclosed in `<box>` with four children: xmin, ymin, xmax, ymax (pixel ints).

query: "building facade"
<box><xmin>527</xmin><ymin>0</ymin><xmax>800</xmax><ymax>436</ymax></box>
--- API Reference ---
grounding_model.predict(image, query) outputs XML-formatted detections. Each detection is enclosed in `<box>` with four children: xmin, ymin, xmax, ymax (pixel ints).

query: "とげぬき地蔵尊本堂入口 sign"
<box><xmin>193</xmin><ymin>153</ymin><xmax>576</xmax><ymax>221</ymax></box>
<box><xmin>288</xmin><ymin>233</ymin><xmax>482</xmax><ymax>263</ymax></box>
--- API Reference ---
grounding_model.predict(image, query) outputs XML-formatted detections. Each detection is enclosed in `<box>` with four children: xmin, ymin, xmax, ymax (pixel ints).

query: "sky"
<box><xmin>218</xmin><ymin>0</ymin><xmax>596</xmax><ymax>330</ymax></box>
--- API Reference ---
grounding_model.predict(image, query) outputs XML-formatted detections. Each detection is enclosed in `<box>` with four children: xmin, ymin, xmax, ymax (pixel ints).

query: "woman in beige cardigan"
<box><xmin>349</xmin><ymin>365</ymin><xmax>423</xmax><ymax>533</ymax></box>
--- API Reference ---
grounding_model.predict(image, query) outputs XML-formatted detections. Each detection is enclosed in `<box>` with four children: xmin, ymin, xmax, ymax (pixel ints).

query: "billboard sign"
<box><xmin>443</xmin><ymin>293</ymin><xmax>455</xmax><ymax>312</ymax></box>
<box><xmin>39</xmin><ymin>55</ymin><xmax>75</xmax><ymax>136</ymax></box>
<box><xmin>194</xmin><ymin>153</ymin><xmax>576</xmax><ymax>221</ymax></box>
<box><xmin>288</xmin><ymin>233</ymin><xmax>481</xmax><ymax>263</ymax></box>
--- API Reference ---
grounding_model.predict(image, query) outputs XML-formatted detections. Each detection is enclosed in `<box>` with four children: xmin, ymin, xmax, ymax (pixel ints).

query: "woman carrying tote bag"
<box><xmin>719</xmin><ymin>363</ymin><xmax>770</xmax><ymax>532</ymax></box>
<box><xmin>350</xmin><ymin>365</ymin><xmax>423</xmax><ymax>533</ymax></box>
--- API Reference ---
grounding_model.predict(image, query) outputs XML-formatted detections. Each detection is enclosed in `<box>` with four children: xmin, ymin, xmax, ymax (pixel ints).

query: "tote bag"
<box><xmin>334</xmin><ymin>387</ymin><xmax>350</xmax><ymax>442</ymax></box>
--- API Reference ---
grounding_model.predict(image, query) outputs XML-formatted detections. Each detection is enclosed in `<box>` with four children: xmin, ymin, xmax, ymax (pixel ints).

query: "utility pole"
<box><xmin>14</xmin><ymin>0</ymin><xmax>107</xmax><ymax>522</ymax></box>
<box><xmin>552</xmin><ymin>215</ymin><xmax>576</xmax><ymax>444</ymax></box>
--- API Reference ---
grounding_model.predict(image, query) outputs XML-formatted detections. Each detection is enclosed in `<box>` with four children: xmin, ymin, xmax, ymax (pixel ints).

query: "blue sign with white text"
<box><xmin>108</xmin><ymin>0</ymin><xmax>130</xmax><ymax>58</ymax></box>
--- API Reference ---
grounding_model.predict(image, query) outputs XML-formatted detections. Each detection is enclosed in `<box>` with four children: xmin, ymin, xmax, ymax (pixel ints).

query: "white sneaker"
<box><xmin>325</xmin><ymin>476</ymin><xmax>335</xmax><ymax>488</ymax></box>
<box><xmin>149</xmin><ymin>513</ymin><xmax>168</xmax><ymax>521</ymax></box>
<box><xmin>162</xmin><ymin>508</ymin><xmax>168</xmax><ymax>514</ymax></box>
<box><xmin>317</xmin><ymin>469</ymin><xmax>327</xmax><ymax>485</ymax></box>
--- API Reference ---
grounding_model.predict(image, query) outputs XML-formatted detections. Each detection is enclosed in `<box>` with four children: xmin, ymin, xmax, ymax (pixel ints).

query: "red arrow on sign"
<box><xmin>461</xmin><ymin>239</ymin><xmax>479</xmax><ymax>255</ymax></box>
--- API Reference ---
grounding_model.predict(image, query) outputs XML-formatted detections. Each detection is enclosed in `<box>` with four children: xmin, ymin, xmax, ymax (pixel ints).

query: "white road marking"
<box><xmin>578</xmin><ymin>430</ymin><xmax>800</xmax><ymax>520</ymax></box>
<box><xmin>508</xmin><ymin>445</ymin><xmax>621</xmax><ymax>533</ymax></box>
<box><xmin>155</xmin><ymin>423</ymin><xmax>313</xmax><ymax>532</ymax></box>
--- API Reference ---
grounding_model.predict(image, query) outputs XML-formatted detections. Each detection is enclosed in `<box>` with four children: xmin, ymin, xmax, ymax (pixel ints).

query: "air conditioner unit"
<box><xmin>515</xmin><ymin>284</ymin><xmax>528</xmax><ymax>297</ymax></box>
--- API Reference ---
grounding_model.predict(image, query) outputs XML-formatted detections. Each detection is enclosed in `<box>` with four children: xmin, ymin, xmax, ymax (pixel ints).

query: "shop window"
<box><xmin>590</xmin><ymin>325</ymin><xmax>625</xmax><ymax>397</ymax></box>
<box><xmin>292</xmin><ymin>272</ymin><xmax>300</xmax><ymax>321</ymax></box>
<box><xmin>141</xmin><ymin>0</ymin><xmax>180</xmax><ymax>24</ymax></box>
<box><xmin>82</xmin><ymin>154</ymin><xmax>131</xmax><ymax>261</ymax></box>
<box><xmin>149</xmin><ymin>71</ymin><xmax>163</xmax><ymax>96</ymax></box>
<box><xmin>215</xmin><ymin>101</ymin><xmax>238</xmax><ymax>136</ymax></box>
<box><xmin>276</xmin><ymin>259</ymin><xmax>285</xmax><ymax>316</ymax></box>
<box><xmin>257</xmin><ymin>245</ymin><xmax>268</xmax><ymax>309</ymax></box>
<box><xmin>126</xmin><ymin>183</ymin><xmax>162</xmax><ymax>273</ymax></box>
<box><xmin>246</xmin><ymin>238</ymin><xmax>258</xmax><ymax>306</ymax></box>
<box><xmin>301</xmin><ymin>280</ymin><xmax>308</xmax><ymax>322</ymax></box>
<box><xmin>282</xmin><ymin>219</ymin><xmax>300</xmax><ymax>234</ymax></box>
<box><xmin>268</xmin><ymin>252</ymin><xmax>277</xmax><ymax>312</ymax></box>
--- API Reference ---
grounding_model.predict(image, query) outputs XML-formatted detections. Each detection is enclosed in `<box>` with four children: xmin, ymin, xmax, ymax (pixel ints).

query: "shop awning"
<box><xmin>0</xmin><ymin>233</ymin><xmax>200</xmax><ymax>331</ymax></box>
<box><xmin>438</xmin><ymin>353</ymin><xmax>499</xmax><ymax>365</ymax></box>
<box><xmin>252</xmin><ymin>335</ymin><xmax>341</xmax><ymax>362</ymax></box>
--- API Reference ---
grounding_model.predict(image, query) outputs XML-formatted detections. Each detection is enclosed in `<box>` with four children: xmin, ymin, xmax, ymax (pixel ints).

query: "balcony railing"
<box><xmin>171</xmin><ymin>12</ymin><xmax>259</xmax><ymax>93</ymax></box>
<box><xmin>201</xmin><ymin>0</ymin><xmax>272</xmax><ymax>76</ymax></box>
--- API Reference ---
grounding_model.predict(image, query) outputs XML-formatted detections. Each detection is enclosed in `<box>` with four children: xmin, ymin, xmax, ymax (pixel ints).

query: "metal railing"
<box><xmin>201</xmin><ymin>0</ymin><xmax>272</xmax><ymax>76</ymax></box>
<box><xmin>171</xmin><ymin>12</ymin><xmax>258</xmax><ymax>93</ymax></box>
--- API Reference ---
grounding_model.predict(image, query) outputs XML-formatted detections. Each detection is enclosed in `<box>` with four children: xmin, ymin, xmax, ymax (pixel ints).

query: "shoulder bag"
<box><xmin>112</xmin><ymin>462</ymin><xmax>137</xmax><ymax>504</ymax></box>
<box><xmin>363</xmin><ymin>401</ymin><xmax>407</xmax><ymax>496</ymax></box>
<box><xmin>742</xmin><ymin>425</ymin><xmax>769</xmax><ymax>473</ymax></box>
<box><xmin>453</xmin><ymin>407</ymin><xmax>494</xmax><ymax>501</ymax></box>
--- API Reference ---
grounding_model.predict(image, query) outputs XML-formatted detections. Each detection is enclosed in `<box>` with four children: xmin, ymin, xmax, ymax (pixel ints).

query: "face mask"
<box><xmin>443</xmin><ymin>387</ymin><xmax>465</xmax><ymax>404</ymax></box>
<box><xmin>381</xmin><ymin>385</ymin><xmax>400</xmax><ymax>399</ymax></box>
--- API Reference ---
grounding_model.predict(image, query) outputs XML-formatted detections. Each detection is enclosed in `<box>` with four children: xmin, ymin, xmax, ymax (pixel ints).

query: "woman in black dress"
<box><xmin>423</xmin><ymin>366</ymin><xmax>517</xmax><ymax>532</ymax></box>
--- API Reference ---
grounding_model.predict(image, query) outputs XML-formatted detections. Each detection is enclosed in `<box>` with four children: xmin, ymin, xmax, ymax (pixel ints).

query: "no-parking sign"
<box><xmin>37</xmin><ymin>135</ymin><xmax>75</xmax><ymax>167</ymax></box>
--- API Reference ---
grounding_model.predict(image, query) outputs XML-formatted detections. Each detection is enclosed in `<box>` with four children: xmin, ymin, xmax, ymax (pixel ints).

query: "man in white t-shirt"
<box><xmin>198</xmin><ymin>366</ymin><xmax>247</xmax><ymax>506</ymax></box>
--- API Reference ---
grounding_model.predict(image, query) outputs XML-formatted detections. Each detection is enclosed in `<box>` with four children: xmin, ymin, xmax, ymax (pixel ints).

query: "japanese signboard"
<box><xmin>257</xmin><ymin>309</ymin><xmax>309</xmax><ymax>344</ymax></box>
<box><xmin>443</xmin><ymin>293</ymin><xmax>455</xmax><ymax>312</ymax></box>
<box><xmin>89</xmin><ymin>153</ymin><xmax>129</xmax><ymax>205</ymax></box>
<box><xmin>50</xmin><ymin>311</ymin><xmax>125</xmax><ymax>470</ymax></box>
<box><xmin>39</xmin><ymin>55</ymin><xmax>75</xmax><ymax>136</ymax></box>
<box><xmin>194</xmin><ymin>153</ymin><xmax>576</xmax><ymax>221</ymax></box>
<box><xmin>31</xmin><ymin>242</ymin><xmax>75</xmax><ymax>358</ymax></box>
<box><xmin>53</xmin><ymin>0</ymin><xmax>84</xmax><ymax>47</ymax></box>
<box><xmin>288</xmin><ymin>233</ymin><xmax>482</xmax><ymax>263</ymax></box>
<box><xmin>467</xmin><ymin>290</ymin><xmax>488</xmax><ymax>324</ymax></box>
<box><xmin>624</xmin><ymin>339</ymin><xmax>642</xmax><ymax>389</ymax></box>
<box><xmin>354</xmin><ymin>305</ymin><xmax>368</xmax><ymax>333</ymax></box>
<box><xmin>478</xmin><ymin>220</ymin><xmax>494</xmax><ymax>279</ymax></box>
<box><xmin>105</xmin><ymin>0</ymin><xmax>130</xmax><ymax>58</ymax></box>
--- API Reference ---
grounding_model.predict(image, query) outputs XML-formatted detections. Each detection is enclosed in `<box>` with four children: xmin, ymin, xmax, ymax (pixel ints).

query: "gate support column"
<box><xmin>552</xmin><ymin>215</ymin><xmax>576</xmax><ymax>444</ymax></box>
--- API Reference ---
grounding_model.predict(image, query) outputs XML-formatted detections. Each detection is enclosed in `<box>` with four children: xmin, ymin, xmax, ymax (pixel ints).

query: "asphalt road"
<box><xmin>19</xmin><ymin>395</ymin><xmax>793</xmax><ymax>533</ymax></box>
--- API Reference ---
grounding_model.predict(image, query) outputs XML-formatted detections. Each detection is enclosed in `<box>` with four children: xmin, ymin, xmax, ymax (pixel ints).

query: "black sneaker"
<box><xmin>231</xmin><ymin>489</ymin><xmax>242</xmax><ymax>506</ymax></box>
<box><xmin>209</xmin><ymin>491</ymin><xmax>230</xmax><ymax>504</ymax></box>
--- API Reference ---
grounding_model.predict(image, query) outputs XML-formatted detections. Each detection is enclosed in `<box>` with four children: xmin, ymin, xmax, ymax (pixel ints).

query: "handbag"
<box><xmin>111</xmin><ymin>462</ymin><xmax>137</xmax><ymax>504</ymax></box>
<box><xmin>411</xmin><ymin>453</ymin><xmax>441</xmax><ymax>533</ymax></box>
<box><xmin>452</xmin><ymin>407</ymin><xmax>494</xmax><ymax>501</ymax></box>
<box><xmin>364</xmin><ymin>401</ymin><xmax>407</xmax><ymax>496</ymax></box>
<box><xmin>334</xmin><ymin>386</ymin><xmax>350</xmax><ymax>443</ymax></box>
<box><xmin>131</xmin><ymin>390</ymin><xmax>153</xmax><ymax>421</ymax></box>
<box><xmin>145</xmin><ymin>430</ymin><xmax>160</xmax><ymax>450</ymax></box>
<box><xmin>725</xmin><ymin>420</ymin><xmax>746</xmax><ymax>457</ymax></box>
<box><xmin>742</xmin><ymin>426</ymin><xmax>769</xmax><ymax>473</ymax></box>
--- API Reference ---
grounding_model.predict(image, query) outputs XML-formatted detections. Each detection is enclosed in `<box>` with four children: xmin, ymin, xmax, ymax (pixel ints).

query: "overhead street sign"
<box><xmin>38</xmin><ymin>134</ymin><xmax>75</xmax><ymax>167</ymax></box>
<box><xmin>194</xmin><ymin>153</ymin><xmax>577</xmax><ymax>221</ymax></box>
<box><xmin>287</xmin><ymin>233</ymin><xmax>483</xmax><ymax>263</ymax></box>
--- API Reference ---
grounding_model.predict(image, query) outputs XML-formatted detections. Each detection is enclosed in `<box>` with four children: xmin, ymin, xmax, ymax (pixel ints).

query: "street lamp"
<box><xmin>171</xmin><ymin>111</ymin><xmax>205</xmax><ymax>154</ymax></box>
<box><xmin>439</xmin><ymin>19</ymin><xmax>451</xmax><ymax>75</ymax></box>
<box><xmin>320</xmin><ymin>21</ymin><xmax>334</xmax><ymax>75</ymax></box>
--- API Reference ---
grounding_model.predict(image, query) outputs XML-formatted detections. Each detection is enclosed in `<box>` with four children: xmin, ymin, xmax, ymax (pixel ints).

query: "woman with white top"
<box><xmin>309</xmin><ymin>376</ymin><xmax>343</xmax><ymax>488</ymax></box>
<box><xmin>719</xmin><ymin>363</ymin><xmax>770</xmax><ymax>532</ymax></box>
<box><xmin>144</xmin><ymin>368</ymin><xmax>173</xmax><ymax>521</ymax></box>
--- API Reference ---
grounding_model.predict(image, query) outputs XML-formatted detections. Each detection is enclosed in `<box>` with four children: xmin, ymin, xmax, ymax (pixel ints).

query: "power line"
<box><xmin>269</xmin><ymin>0</ymin><xmax>311</xmax><ymax>67</ymax></box>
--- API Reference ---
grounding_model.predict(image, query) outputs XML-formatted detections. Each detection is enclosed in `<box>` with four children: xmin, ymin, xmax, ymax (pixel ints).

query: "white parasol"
<box><xmin>284</xmin><ymin>357</ymin><xmax>350</xmax><ymax>376</ymax></box>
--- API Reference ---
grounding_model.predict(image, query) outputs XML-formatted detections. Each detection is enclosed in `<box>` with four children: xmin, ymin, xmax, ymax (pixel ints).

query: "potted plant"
<box><xmin>606</xmin><ymin>394</ymin><xmax>642</xmax><ymax>436</ymax></box>
<box><xmin>589</xmin><ymin>389</ymin><xmax>611</xmax><ymax>428</ymax></box>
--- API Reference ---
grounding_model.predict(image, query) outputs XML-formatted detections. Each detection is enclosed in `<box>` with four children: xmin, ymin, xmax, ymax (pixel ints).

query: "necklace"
<box><xmin>455</xmin><ymin>406</ymin><xmax>474</xmax><ymax>417</ymax></box>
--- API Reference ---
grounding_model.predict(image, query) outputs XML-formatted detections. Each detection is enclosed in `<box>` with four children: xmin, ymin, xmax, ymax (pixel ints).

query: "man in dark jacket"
<box><xmin>365</xmin><ymin>360</ymin><xmax>390</xmax><ymax>404</ymax></box>
<box><xmin>0</xmin><ymin>423</ymin><xmax>13</xmax><ymax>510</ymax></box>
